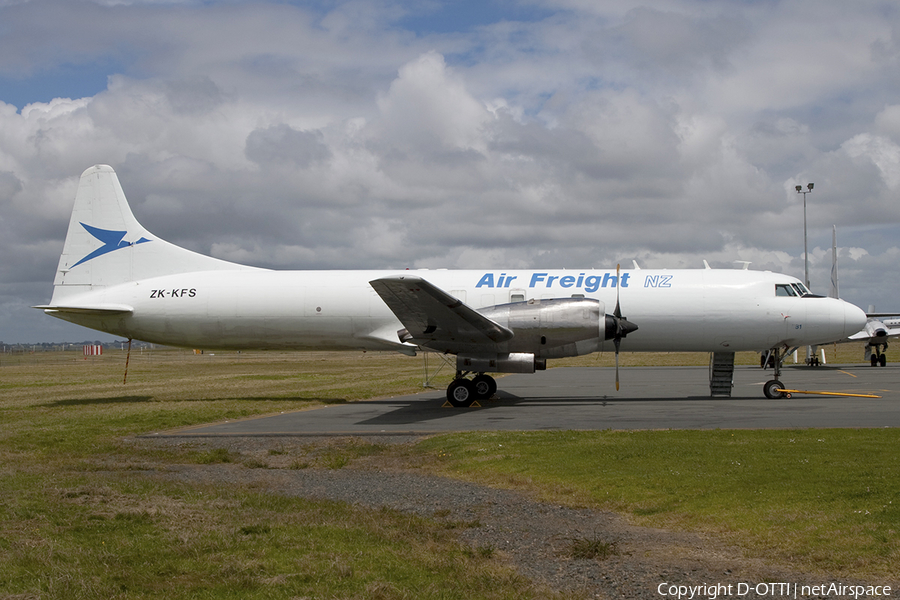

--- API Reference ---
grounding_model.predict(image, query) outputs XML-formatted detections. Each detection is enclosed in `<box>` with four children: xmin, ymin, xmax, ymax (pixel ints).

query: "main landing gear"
<box><xmin>446</xmin><ymin>372</ymin><xmax>497</xmax><ymax>407</ymax></box>
<box><xmin>868</xmin><ymin>343</ymin><xmax>888</xmax><ymax>367</ymax></box>
<box><xmin>761</xmin><ymin>347</ymin><xmax>794</xmax><ymax>399</ymax></box>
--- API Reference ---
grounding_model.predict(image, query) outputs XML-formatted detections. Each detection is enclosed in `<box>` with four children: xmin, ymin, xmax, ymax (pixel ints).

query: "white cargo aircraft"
<box><xmin>36</xmin><ymin>165</ymin><xmax>867</xmax><ymax>404</ymax></box>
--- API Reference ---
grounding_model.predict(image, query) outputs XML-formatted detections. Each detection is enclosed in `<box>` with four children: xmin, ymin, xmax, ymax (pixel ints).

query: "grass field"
<box><xmin>414</xmin><ymin>429</ymin><xmax>900</xmax><ymax>579</ymax></box>
<box><xmin>1</xmin><ymin>347</ymin><xmax>898</xmax><ymax>597</ymax></box>
<box><xmin>2</xmin><ymin>349</ymin><xmax>569</xmax><ymax>599</ymax></box>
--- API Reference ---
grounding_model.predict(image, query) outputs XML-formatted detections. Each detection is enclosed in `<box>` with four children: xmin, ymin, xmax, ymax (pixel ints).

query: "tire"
<box><xmin>471</xmin><ymin>374</ymin><xmax>497</xmax><ymax>400</ymax></box>
<box><xmin>446</xmin><ymin>379</ymin><xmax>475</xmax><ymax>407</ymax></box>
<box><xmin>871</xmin><ymin>355</ymin><xmax>879</xmax><ymax>367</ymax></box>
<box><xmin>763</xmin><ymin>379</ymin><xmax>785</xmax><ymax>399</ymax></box>
<box><xmin>880</xmin><ymin>354</ymin><xmax>887</xmax><ymax>367</ymax></box>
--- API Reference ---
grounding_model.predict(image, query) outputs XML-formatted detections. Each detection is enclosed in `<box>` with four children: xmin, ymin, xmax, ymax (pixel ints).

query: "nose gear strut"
<box><xmin>762</xmin><ymin>346</ymin><xmax>796</xmax><ymax>399</ymax></box>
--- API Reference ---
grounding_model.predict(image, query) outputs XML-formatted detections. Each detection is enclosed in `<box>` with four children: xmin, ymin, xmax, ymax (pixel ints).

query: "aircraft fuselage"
<box><xmin>49</xmin><ymin>267</ymin><xmax>863</xmax><ymax>354</ymax></box>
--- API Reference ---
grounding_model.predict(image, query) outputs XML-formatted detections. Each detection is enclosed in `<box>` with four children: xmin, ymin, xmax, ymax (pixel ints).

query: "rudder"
<box><xmin>51</xmin><ymin>165</ymin><xmax>256</xmax><ymax>303</ymax></box>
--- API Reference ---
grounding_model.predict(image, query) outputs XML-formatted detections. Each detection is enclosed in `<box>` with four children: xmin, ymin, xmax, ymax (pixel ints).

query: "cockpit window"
<box><xmin>775</xmin><ymin>284</ymin><xmax>797</xmax><ymax>297</ymax></box>
<box><xmin>792</xmin><ymin>283</ymin><xmax>810</xmax><ymax>296</ymax></box>
<box><xmin>775</xmin><ymin>283</ymin><xmax>814</xmax><ymax>297</ymax></box>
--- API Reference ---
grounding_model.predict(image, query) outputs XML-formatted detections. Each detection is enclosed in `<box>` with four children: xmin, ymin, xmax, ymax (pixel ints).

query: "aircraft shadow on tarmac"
<box><xmin>356</xmin><ymin>391</ymin><xmax>782</xmax><ymax>427</ymax></box>
<box><xmin>355</xmin><ymin>364</ymin><xmax>896</xmax><ymax>428</ymax></box>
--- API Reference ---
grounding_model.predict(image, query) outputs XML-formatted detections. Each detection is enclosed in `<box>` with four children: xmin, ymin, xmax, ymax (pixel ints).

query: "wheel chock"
<box><xmin>441</xmin><ymin>400</ymin><xmax>483</xmax><ymax>408</ymax></box>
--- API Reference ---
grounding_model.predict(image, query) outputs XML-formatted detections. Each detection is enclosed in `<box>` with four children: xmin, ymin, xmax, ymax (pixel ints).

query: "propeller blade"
<box><xmin>614</xmin><ymin>264</ymin><xmax>623</xmax><ymax>390</ymax></box>
<box><xmin>614</xmin><ymin>336</ymin><xmax>621</xmax><ymax>391</ymax></box>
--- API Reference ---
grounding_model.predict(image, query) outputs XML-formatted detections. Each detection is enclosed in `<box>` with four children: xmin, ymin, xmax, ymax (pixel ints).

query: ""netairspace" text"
<box><xmin>656</xmin><ymin>582</ymin><xmax>892</xmax><ymax>599</ymax></box>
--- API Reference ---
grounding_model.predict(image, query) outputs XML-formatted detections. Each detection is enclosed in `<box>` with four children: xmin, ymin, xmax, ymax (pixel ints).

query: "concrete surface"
<box><xmin>150</xmin><ymin>364</ymin><xmax>900</xmax><ymax>437</ymax></box>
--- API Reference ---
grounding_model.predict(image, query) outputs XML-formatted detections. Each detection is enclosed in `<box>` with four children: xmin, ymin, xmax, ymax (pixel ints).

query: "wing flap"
<box><xmin>370</xmin><ymin>276</ymin><xmax>513</xmax><ymax>347</ymax></box>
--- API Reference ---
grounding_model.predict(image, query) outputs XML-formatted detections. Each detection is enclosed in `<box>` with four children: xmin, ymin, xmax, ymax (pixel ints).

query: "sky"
<box><xmin>1</xmin><ymin>0</ymin><xmax>900</xmax><ymax>343</ymax></box>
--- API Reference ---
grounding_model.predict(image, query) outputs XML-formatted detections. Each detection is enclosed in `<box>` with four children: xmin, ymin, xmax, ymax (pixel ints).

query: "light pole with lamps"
<box><xmin>795</xmin><ymin>182</ymin><xmax>815</xmax><ymax>365</ymax></box>
<box><xmin>795</xmin><ymin>182</ymin><xmax>814</xmax><ymax>289</ymax></box>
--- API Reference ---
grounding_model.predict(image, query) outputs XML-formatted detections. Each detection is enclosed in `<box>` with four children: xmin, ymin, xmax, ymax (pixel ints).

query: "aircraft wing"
<box><xmin>848</xmin><ymin>318</ymin><xmax>900</xmax><ymax>342</ymax></box>
<box><xmin>369</xmin><ymin>275</ymin><xmax>513</xmax><ymax>349</ymax></box>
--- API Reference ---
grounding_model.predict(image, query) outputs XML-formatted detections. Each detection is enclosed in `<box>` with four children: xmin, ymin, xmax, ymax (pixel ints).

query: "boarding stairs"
<box><xmin>709</xmin><ymin>352</ymin><xmax>735</xmax><ymax>397</ymax></box>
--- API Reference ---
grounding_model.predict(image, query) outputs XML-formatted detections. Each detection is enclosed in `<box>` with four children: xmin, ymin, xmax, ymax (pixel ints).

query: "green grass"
<box><xmin>412</xmin><ymin>429</ymin><xmax>900</xmax><ymax>579</ymax></box>
<box><xmin>2</xmin><ymin>473</ymin><xmax>550</xmax><ymax>599</ymax></box>
<box><xmin>552</xmin><ymin>341</ymin><xmax>896</xmax><ymax>367</ymax></box>
<box><xmin>1</xmin><ymin>345</ymin><xmax>897</xmax><ymax>597</ymax></box>
<box><xmin>0</xmin><ymin>349</ymin><xmax>566</xmax><ymax>600</ymax></box>
<box><xmin>566</xmin><ymin>536</ymin><xmax>619</xmax><ymax>560</ymax></box>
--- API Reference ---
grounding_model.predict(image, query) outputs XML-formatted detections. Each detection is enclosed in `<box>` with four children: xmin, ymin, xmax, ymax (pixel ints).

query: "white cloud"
<box><xmin>875</xmin><ymin>105</ymin><xmax>900</xmax><ymax>140</ymax></box>
<box><xmin>2</xmin><ymin>0</ymin><xmax>900</xmax><ymax>341</ymax></box>
<box><xmin>842</xmin><ymin>133</ymin><xmax>900</xmax><ymax>190</ymax></box>
<box><xmin>374</xmin><ymin>51</ymin><xmax>492</xmax><ymax>154</ymax></box>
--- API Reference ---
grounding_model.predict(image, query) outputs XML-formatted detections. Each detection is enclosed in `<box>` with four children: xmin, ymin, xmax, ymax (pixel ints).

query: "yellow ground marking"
<box><xmin>777</xmin><ymin>389</ymin><xmax>881</xmax><ymax>398</ymax></box>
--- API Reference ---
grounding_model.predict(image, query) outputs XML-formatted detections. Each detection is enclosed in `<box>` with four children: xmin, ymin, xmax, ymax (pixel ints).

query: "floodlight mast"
<box><xmin>796</xmin><ymin>182</ymin><xmax>814</xmax><ymax>289</ymax></box>
<box><xmin>796</xmin><ymin>182</ymin><xmax>815</xmax><ymax>366</ymax></box>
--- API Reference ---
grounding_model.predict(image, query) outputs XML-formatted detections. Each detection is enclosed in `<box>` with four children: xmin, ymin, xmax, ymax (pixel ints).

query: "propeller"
<box><xmin>610</xmin><ymin>264</ymin><xmax>638</xmax><ymax>390</ymax></box>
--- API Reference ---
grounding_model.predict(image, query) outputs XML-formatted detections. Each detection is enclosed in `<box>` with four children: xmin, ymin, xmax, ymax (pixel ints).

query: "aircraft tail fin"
<box><xmin>51</xmin><ymin>165</ymin><xmax>257</xmax><ymax>303</ymax></box>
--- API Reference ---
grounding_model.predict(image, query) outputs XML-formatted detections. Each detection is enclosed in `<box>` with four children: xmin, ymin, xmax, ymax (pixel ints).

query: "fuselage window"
<box><xmin>775</xmin><ymin>284</ymin><xmax>797</xmax><ymax>297</ymax></box>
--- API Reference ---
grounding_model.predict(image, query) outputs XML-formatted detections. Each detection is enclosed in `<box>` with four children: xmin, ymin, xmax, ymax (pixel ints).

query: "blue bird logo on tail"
<box><xmin>72</xmin><ymin>223</ymin><xmax>152</xmax><ymax>268</ymax></box>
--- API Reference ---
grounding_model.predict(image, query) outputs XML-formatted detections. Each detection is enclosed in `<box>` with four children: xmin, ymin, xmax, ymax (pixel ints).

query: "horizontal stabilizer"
<box><xmin>33</xmin><ymin>303</ymin><xmax>134</xmax><ymax>315</ymax></box>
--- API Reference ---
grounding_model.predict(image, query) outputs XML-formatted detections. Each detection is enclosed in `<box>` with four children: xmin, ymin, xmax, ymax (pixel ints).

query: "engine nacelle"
<box><xmin>478</xmin><ymin>297</ymin><xmax>614</xmax><ymax>359</ymax></box>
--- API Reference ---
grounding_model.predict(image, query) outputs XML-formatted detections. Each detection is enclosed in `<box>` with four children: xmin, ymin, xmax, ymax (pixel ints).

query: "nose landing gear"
<box><xmin>763</xmin><ymin>379</ymin><xmax>790</xmax><ymax>399</ymax></box>
<box><xmin>762</xmin><ymin>347</ymin><xmax>794</xmax><ymax>399</ymax></box>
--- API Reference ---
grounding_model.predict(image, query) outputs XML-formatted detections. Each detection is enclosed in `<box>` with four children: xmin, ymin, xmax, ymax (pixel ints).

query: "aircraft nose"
<box><xmin>842</xmin><ymin>301</ymin><xmax>867</xmax><ymax>336</ymax></box>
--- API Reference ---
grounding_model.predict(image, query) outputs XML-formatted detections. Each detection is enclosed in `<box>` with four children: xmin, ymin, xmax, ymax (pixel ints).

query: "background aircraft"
<box><xmin>828</xmin><ymin>226</ymin><xmax>900</xmax><ymax>367</ymax></box>
<box><xmin>36</xmin><ymin>166</ymin><xmax>867</xmax><ymax>404</ymax></box>
<box><xmin>849</xmin><ymin>309</ymin><xmax>900</xmax><ymax>366</ymax></box>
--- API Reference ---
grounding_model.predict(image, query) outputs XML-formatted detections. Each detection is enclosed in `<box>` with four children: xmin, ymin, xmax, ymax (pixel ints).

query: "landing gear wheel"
<box><xmin>871</xmin><ymin>355</ymin><xmax>878</xmax><ymax>367</ymax></box>
<box><xmin>880</xmin><ymin>354</ymin><xmax>887</xmax><ymax>367</ymax></box>
<box><xmin>763</xmin><ymin>379</ymin><xmax>785</xmax><ymax>399</ymax></box>
<box><xmin>447</xmin><ymin>379</ymin><xmax>475</xmax><ymax>407</ymax></box>
<box><xmin>471</xmin><ymin>374</ymin><xmax>497</xmax><ymax>400</ymax></box>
